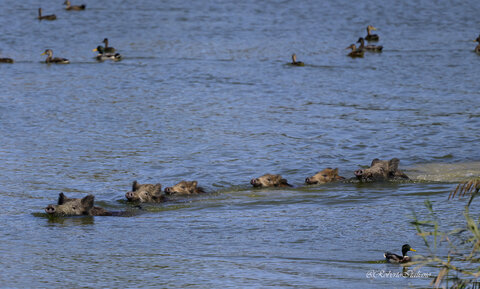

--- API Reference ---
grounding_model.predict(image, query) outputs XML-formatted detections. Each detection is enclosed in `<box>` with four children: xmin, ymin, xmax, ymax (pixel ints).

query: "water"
<box><xmin>1</xmin><ymin>0</ymin><xmax>480</xmax><ymax>287</ymax></box>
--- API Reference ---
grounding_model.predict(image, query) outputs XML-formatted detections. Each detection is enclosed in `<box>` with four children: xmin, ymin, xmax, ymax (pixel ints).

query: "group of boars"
<box><xmin>44</xmin><ymin>158</ymin><xmax>409</xmax><ymax>217</ymax></box>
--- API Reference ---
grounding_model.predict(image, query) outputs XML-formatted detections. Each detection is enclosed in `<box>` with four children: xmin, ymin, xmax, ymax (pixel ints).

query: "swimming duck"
<box><xmin>41</xmin><ymin>49</ymin><xmax>70</xmax><ymax>64</ymax></box>
<box><xmin>474</xmin><ymin>35</ymin><xmax>480</xmax><ymax>54</ymax></box>
<box><xmin>101</xmin><ymin>38</ymin><xmax>116</xmax><ymax>54</ymax></box>
<box><xmin>63</xmin><ymin>0</ymin><xmax>86</xmax><ymax>10</ymax></box>
<box><xmin>92</xmin><ymin>46</ymin><xmax>122</xmax><ymax>61</ymax></box>
<box><xmin>384</xmin><ymin>244</ymin><xmax>416</xmax><ymax>264</ymax></box>
<box><xmin>346</xmin><ymin>44</ymin><xmax>364</xmax><ymax>58</ymax></box>
<box><xmin>0</xmin><ymin>55</ymin><xmax>14</xmax><ymax>63</ymax></box>
<box><xmin>38</xmin><ymin>8</ymin><xmax>56</xmax><ymax>20</ymax></box>
<box><xmin>291</xmin><ymin>54</ymin><xmax>304</xmax><ymax>66</ymax></box>
<box><xmin>365</xmin><ymin>25</ymin><xmax>379</xmax><ymax>42</ymax></box>
<box><xmin>357</xmin><ymin>37</ymin><xmax>383</xmax><ymax>52</ymax></box>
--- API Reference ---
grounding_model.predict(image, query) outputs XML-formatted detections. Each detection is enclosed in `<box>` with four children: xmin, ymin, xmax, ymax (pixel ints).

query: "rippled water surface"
<box><xmin>1</xmin><ymin>0</ymin><xmax>480</xmax><ymax>288</ymax></box>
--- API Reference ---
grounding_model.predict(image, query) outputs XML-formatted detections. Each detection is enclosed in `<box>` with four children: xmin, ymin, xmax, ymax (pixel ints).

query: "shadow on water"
<box><xmin>32</xmin><ymin>213</ymin><xmax>95</xmax><ymax>225</ymax></box>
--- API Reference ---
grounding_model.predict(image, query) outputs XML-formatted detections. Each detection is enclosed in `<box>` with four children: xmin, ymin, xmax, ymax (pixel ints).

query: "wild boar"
<box><xmin>44</xmin><ymin>193</ymin><xmax>112</xmax><ymax>216</ymax></box>
<box><xmin>164</xmin><ymin>181</ymin><xmax>206</xmax><ymax>196</ymax></box>
<box><xmin>125</xmin><ymin>181</ymin><xmax>165</xmax><ymax>203</ymax></box>
<box><xmin>305</xmin><ymin>168</ymin><xmax>345</xmax><ymax>184</ymax></box>
<box><xmin>354</xmin><ymin>158</ymin><xmax>409</xmax><ymax>182</ymax></box>
<box><xmin>250</xmin><ymin>174</ymin><xmax>292</xmax><ymax>188</ymax></box>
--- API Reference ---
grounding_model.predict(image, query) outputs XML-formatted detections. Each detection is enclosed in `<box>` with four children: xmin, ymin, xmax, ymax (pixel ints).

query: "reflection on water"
<box><xmin>1</xmin><ymin>0</ymin><xmax>480</xmax><ymax>288</ymax></box>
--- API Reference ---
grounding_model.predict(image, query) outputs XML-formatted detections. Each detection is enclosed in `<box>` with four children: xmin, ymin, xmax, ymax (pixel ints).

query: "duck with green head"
<box><xmin>41</xmin><ymin>49</ymin><xmax>70</xmax><ymax>64</ymax></box>
<box><xmin>290</xmin><ymin>53</ymin><xmax>304</xmax><ymax>66</ymax></box>
<box><xmin>384</xmin><ymin>244</ymin><xmax>416</xmax><ymax>264</ymax></box>
<box><xmin>365</xmin><ymin>25</ymin><xmax>379</xmax><ymax>42</ymax></box>
<box><xmin>63</xmin><ymin>0</ymin><xmax>85</xmax><ymax>10</ymax></box>
<box><xmin>38</xmin><ymin>8</ymin><xmax>56</xmax><ymax>20</ymax></box>
<box><xmin>92</xmin><ymin>46</ymin><xmax>122</xmax><ymax>61</ymax></box>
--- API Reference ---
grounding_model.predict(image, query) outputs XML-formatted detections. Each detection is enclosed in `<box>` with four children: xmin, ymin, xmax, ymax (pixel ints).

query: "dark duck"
<box><xmin>384</xmin><ymin>244</ymin><xmax>416</xmax><ymax>264</ymax></box>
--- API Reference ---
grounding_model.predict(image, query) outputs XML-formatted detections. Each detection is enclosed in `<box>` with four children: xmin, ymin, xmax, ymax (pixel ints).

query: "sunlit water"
<box><xmin>1</xmin><ymin>0</ymin><xmax>480</xmax><ymax>288</ymax></box>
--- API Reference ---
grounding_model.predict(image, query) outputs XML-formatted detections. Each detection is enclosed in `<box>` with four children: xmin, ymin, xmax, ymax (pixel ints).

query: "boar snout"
<box><xmin>354</xmin><ymin>169</ymin><xmax>364</xmax><ymax>177</ymax></box>
<box><xmin>45</xmin><ymin>205</ymin><xmax>56</xmax><ymax>214</ymax></box>
<box><xmin>125</xmin><ymin>191</ymin><xmax>135</xmax><ymax>200</ymax></box>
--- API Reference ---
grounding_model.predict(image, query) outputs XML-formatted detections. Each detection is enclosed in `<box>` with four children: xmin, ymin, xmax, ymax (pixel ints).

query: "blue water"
<box><xmin>1</xmin><ymin>0</ymin><xmax>480</xmax><ymax>288</ymax></box>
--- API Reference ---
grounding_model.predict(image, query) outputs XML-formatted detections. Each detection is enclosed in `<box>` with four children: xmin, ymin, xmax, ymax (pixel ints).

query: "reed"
<box><xmin>410</xmin><ymin>178</ymin><xmax>480</xmax><ymax>288</ymax></box>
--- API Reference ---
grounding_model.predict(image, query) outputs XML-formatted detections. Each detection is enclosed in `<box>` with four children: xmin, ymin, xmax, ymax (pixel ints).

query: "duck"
<box><xmin>474</xmin><ymin>35</ymin><xmax>480</xmax><ymax>54</ymax></box>
<box><xmin>63</xmin><ymin>0</ymin><xmax>86</xmax><ymax>10</ymax></box>
<box><xmin>365</xmin><ymin>25</ymin><xmax>379</xmax><ymax>42</ymax></box>
<box><xmin>102</xmin><ymin>38</ymin><xmax>116</xmax><ymax>54</ymax></box>
<box><xmin>357</xmin><ymin>37</ymin><xmax>383</xmax><ymax>52</ymax></box>
<box><xmin>0</xmin><ymin>55</ymin><xmax>14</xmax><ymax>63</ymax></box>
<box><xmin>384</xmin><ymin>244</ymin><xmax>416</xmax><ymax>264</ymax></box>
<box><xmin>290</xmin><ymin>53</ymin><xmax>304</xmax><ymax>66</ymax></box>
<box><xmin>38</xmin><ymin>8</ymin><xmax>56</xmax><ymax>20</ymax></box>
<box><xmin>346</xmin><ymin>44</ymin><xmax>364</xmax><ymax>58</ymax></box>
<box><xmin>41</xmin><ymin>49</ymin><xmax>70</xmax><ymax>64</ymax></box>
<box><xmin>92</xmin><ymin>46</ymin><xmax>122</xmax><ymax>61</ymax></box>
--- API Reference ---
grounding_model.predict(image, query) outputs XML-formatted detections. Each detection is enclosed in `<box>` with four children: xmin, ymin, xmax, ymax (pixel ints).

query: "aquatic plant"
<box><xmin>410</xmin><ymin>178</ymin><xmax>480</xmax><ymax>288</ymax></box>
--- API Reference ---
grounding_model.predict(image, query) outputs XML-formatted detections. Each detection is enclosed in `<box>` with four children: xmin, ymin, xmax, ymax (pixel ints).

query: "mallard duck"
<box><xmin>41</xmin><ymin>49</ymin><xmax>70</xmax><ymax>64</ymax></box>
<box><xmin>474</xmin><ymin>35</ymin><xmax>480</xmax><ymax>54</ymax></box>
<box><xmin>346</xmin><ymin>44</ymin><xmax>364</xmax><ymax>58</ymax></box>
<box><xmin>102</xmin><ymin>38</ymin><xmax>116</xmax><ymax>53</ymax></box>
<box><xmin>63</xmin><ymin>0</ymin><xmax>86</xmax><ymax>10</ymax></box>
<box><xmin>291</xmin><ymin>53</ymin><xmax>304</xmax><ymax>66</ymax></box>
<box><xmin>365</xmin><ymin>25</ymin><xmax>379</xmax><ymax>42</ymax></box>
<box><xmin>38</xmin><ymin>8</ymin><xmax>56</xmax><ymax>20</ymax></box>
<box><xmin>357</xmin><ymin>37</ymin><xmax>383</xmax><ymax>52</ymax></box>
<box><xmin>92</xmin><ymin>46</ymin><xmax>122</xmax><ymax>61</ymax></box>
<box><xmin>384</xmin><ymin>244</ymin><xmax>416</xmax><ymax>264</ymax></box>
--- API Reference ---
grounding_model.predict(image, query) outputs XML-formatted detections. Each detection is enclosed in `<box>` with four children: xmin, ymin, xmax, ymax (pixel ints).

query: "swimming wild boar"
<box><xmin>305</xmin><ymin>168</ymin><xmax>345</xmax><ymax>185</ymax></box>
<box><xmin>354</xmin><ymin>158</ymin><xmax>409</xmax><ymax>182</ymax></box>
<box><xmin>250</xmin><ymin>174</ymin><xmax>292</xmax><ymax>188</ymax></box>
<box><xmin>164</xmin><ymin>181</ymin><xmax>206</xmax><ymax>196</ymax></box>
<box><xmin>125</xmin><ymin>181</ymin><xmax>165</xmax><ymax>203</ymax></box>
<box><xmin>44</xmin><ymin>193</ymin><xmax>112</xmax><ymax>216</ymax></box>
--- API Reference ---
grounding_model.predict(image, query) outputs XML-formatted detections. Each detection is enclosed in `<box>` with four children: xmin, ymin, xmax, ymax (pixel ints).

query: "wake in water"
<box><xmin>406</xmin><ymin>161</ymin><xmax>480</xmax><ymax>183</ymax></box>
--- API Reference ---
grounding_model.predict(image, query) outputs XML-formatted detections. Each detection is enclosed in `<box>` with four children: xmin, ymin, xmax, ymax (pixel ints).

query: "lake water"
<box><xmin>1</xmin><ymin>0</ymin><xmax>480</xmax><ymax>288</ymax></box>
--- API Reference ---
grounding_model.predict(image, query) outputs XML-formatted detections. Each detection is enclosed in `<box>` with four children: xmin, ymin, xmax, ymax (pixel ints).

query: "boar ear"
<box><xmin>154</xmin><ymin>183</ymin><xmax>162</xmax><ymax>193</ymax></box>
<box><xmin>192</xmin><ymin>181</ymin><xmax>198</xmax><ymax>187</ymax></box>
<box><xmin>371</xmin><ymin>158</ymin><xmax>381</xmax><ymax>166</ymax></box>
<box><xmin>58</xmin><ymin>193</ymin><xmax>68</xmax><ymax>205</ymax></box>
<box><xmin>132</xmin><ymin>180</ymin><xmax>140</xmax><ymax>191</ymax></box>
<box><xmin>388</xmin><ymin>158</ymin><xmax>400</xmax><ymax>171</ymax></box>
<box><xmin>333</xmin><ymin>168</ymin><xmax>339</xmax><ymax>176</ymax></box>
<box><xmin>81</xmin><ymin>195</ymin><xmax>95</xmax><ymax>209</ymax></box>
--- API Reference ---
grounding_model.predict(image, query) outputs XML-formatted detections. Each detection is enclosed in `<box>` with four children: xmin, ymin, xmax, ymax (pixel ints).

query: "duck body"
<box><xmin>38</xmin><ymin>8</ymin><xmax>56</xmax><ymax>20</ymax></box>
<box><xmin>384</xmin><ymin>244</ymin><xmax>416</xmax><ymax>264</ymax></box>
<box><xmin>42</xmin><ymin>49</ymin><xmax>70</xmax><ymax>64</ymax></box>
<box><xmin>357</xmin><ymin>37</ymin><xmax>383</xmax><ymax>52</ymax></box>
<box><xmin>93</xmin><ymin>46</ymin><xmax>122</xmax><ymax>61</ymax></box>
<box><xmin>365</xmin><ymin>44</ymin><xmax>383</xmax><ymax>52</ymax></box>
<box><xmin>290</xmin><ymin>53</ymin><xmax>304</xmax><ymax>66</ymax></box>
<box><xmin>365</xmin><ymin>25</ymin><xmax>379</xmax><ymax>42</ymax></box>
<box><xmin>0</xmin><ymin>58</ymin><xmax>14</xmax><ymax>63</ymax></box>
<box><xmin>64</xmin><ymin>0</ymin><xmax>86</xmax><ymax>10</ymax></box>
